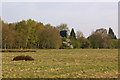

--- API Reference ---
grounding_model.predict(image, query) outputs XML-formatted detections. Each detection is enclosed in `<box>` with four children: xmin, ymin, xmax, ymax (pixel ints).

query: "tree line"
<box><xmin>1</xmin><ymin>19</ymin><xmax>118</xmax><ymax>49</ymax></box>
<box><xmin>69</xmin><ymin>28</ymin><xmax>118</xmax><ymax>49</ymax></box>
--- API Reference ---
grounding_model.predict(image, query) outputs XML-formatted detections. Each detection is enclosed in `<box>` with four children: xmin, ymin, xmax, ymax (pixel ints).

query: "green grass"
<box><xmin>2</xmin><ymin>49</ymin><xmax>118</xmax><ymax>78</ymax></box>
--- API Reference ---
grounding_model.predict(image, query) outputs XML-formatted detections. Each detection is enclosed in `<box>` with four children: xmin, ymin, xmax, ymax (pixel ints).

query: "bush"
<box><xmin>60</xmin><ymin>38</ymin><xmax>73</xmax><ymax>49</ymax></box>
<box><xmin>108</xmin><ymin>39</ymin><xmax>118</xmax><ymax>49</ymax></box>
<box><xmin>70</xmin><ymin>39</ymin><xmax>81</xmax><ymax>48</ymax></box>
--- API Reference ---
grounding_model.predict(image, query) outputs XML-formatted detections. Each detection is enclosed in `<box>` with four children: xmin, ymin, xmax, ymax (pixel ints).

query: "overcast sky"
<box><xmin>1</xmin><ymin>2</ymin><xmax>118</xmax><ymax>37</ymax></box>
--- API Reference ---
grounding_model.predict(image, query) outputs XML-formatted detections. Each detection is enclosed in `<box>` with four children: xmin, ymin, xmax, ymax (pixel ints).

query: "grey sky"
<box><xmin>2</xmin><ymin>2</ymin><xmax>118</xmax><ymax>37</ymax></box>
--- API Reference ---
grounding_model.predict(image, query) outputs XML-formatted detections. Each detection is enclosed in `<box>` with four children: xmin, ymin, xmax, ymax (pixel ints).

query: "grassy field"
<box><xmin>2</xmin><ymin>49</ymin><xmax>118</xmax><ymax>78</ymax></box>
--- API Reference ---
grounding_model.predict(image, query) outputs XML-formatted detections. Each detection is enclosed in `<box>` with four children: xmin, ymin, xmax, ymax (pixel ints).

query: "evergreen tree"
<box><xmin>70</xmin><ymin>28</ymin><xmax>76</xmax><ymax>40</ymax></box>
<box><xmin>108</xmin><ymin>27</ymin><xmax>117</xmax><ymax>39</ymax></box>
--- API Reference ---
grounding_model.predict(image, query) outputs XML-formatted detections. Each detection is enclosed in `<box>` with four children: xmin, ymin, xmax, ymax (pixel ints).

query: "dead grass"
<box><xmin>2</xmin><ymin>49</ymin><xmax>118</xmax><ymax>78</ymax></box>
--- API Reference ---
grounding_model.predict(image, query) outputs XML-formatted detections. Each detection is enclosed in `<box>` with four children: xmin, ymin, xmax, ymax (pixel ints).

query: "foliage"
<box><xmin>88</xmin><ymin>28</ymin><xmax>118</xmax><ymax>49</ymax></box>
<box><xmin>60</xmin><ymin>37</ymin><xmax>73</xmax><ymax>49</ymax></box>
<box><xmin>2</xmin><ymin>22</ymin><xmax>17</xmax><ymax>49</ymax></box>
<box><xmin>2</xmin><ymin>19</ymin><xmax>118</xmax><ymax>49</ymax></box>
<box><xmin>70</xmin><ymin>28</ymin><xmax>76</xmax><ymax>40</ymax></box>
<box><xmin>56</xmin><ymin>24</ymin><xmax>70</xmax><ymax>32</ymax></box>
<box><xmin>38</xmin><ymin>26</ymin><xmax>62</xmax><ymax>49</ymax></box>
<box><xmin>108</xmin><ymin>39</ymin><xmax>118</xmax><ymax>49</ymax></box>
<box><xmin>56</xmin><ymin>24</ymin><xmax>70</xmax><ymax>37</ymax></box>
<box><xmin>88</xmin><ymin>28</ymin><xmax>109</xmax><ymax>48</ymax></box>
<box><xmin>108</xmin><ymin>27</ymin><xmax>117</xmax><ymax>39</ymax></box>
<box><xmin>77</xmin><ymin>31</ymin><xmax>90</xmax><ymax>48</ymax></box>
<box><xmin>2</xmin><ymin>19</ymin><xmax>62</xmax><ymax>49</ymax></box>
<box><xmin>70</xmin><ymin>39</ymin><xmax>81</xmax><ymax>48</ymax></box>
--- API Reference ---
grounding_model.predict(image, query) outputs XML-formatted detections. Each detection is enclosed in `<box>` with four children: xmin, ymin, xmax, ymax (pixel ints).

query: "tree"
<box><xmin>77</xmin><ymin>31</ymin><xmax>84</xmax><ymax>39</ymax></box>
<box><xmin>26</xmin><ymin>19</ymin><xmax>37</xmax><ymax>48</ymax></box>
<box><xmin>70</xmin><ymin>28</ymin><xmax>76</xmax><ymax>40</ymax></box>
<box><xmin>35</xmin><ymin>22</ymin><xmax>44</xmax><ymax>48</ymax></box>
<box><xmin>2</xmin><ymin>19</ymin><xmax>63</xmax><ymax>49</ymax></box>
<box><xmin>108</xmin><ymin>27</ymin><xmax>117</xmax><ymax>39</ymax></box>
<box><xmin>77</xmin><ymin>31</ymin><xmax>90</xmax><ymax>48</ymax></box>
<box><xmin>56</xmin><ymin>24</ymin><xmax>70</xmax><ymax>37</ymax></box>
<box><xmin>88</xmin><ymin>28</ymin><xmax>110</xmax><ymax>48</ymax></box>
<box><xmin>2</xmin><ymin>22</ymin><xmax>16</xmax><ymax>49</ymax></box>
<box><xmin>1</xmin><ymin>18</ymin><xmax>118</xmax><ymax>49</ymax></box>
<box><xmin>38</xmin><ymin>26</ymin><xmax>62</xmax><ymax>49</ymax></box>
<box><xmin>56</xmin><ymin>24</ymin><xmax>69</xmax><ymax>32</ymax></box>
<box><xmin>69</xmin><ymin>29</ymin><xmax>81</xmax><ymax>48</ymax></box>
<box><xmin>15</xmin><ymin>20</ymin><xmax>28</xmax><ymax>48</ymax></box>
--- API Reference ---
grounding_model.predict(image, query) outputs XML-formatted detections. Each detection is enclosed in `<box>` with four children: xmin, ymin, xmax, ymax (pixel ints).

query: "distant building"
<box><xmin>60</xmin><ymin>30</ymin><xmax>67</xmax><ymax>38</ymax></box>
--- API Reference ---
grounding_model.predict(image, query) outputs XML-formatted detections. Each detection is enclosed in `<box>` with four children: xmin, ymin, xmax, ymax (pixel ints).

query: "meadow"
<box><xmin>2</xmin><ymin>49</ymin><xmax>118</xmax><ymax>78</ymax></box>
